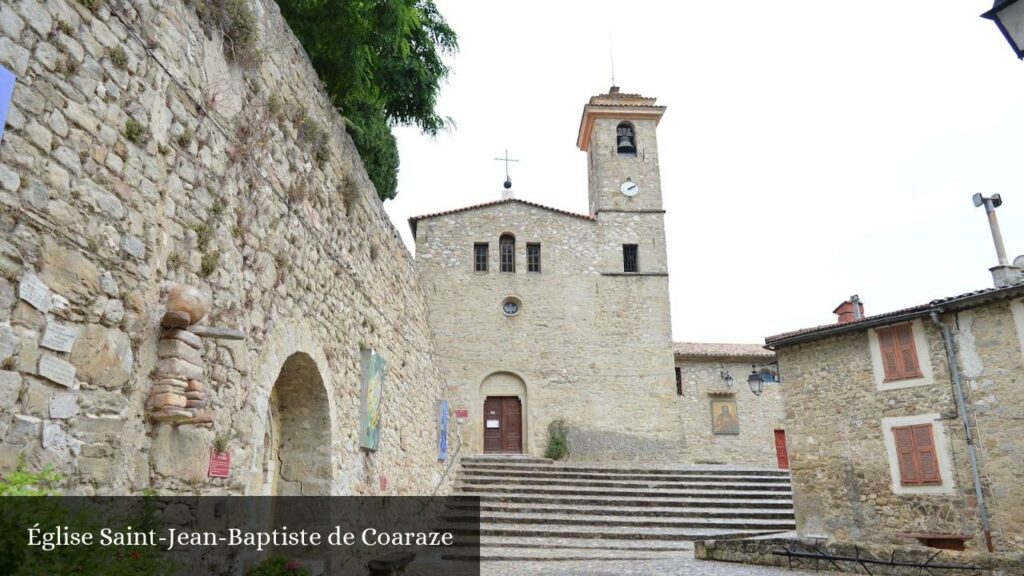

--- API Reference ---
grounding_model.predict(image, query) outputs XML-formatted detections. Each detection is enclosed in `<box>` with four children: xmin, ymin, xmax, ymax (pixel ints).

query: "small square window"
<box><xmin>527</xmin><ymin>243</ymin><xmax>541</xmax><ymax>273</ymax></box>
<box><xmin>623</xmin><ymin>244</ymin><xmax>638</xmax><ymax>273</ymax></box>
<box><xmin>474</xmin><ymin>243</ymin><xmax>488</xmax><ymax>272</ymax></box>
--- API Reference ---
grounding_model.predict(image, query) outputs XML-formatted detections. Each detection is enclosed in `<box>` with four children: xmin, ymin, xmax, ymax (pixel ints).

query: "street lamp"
<box><xmin>746</xmin><ymin>370</ymin><xmax>765</xmax><ymax>396</ymax></box>
<box><xmin>719</xmin><ymin>369</ymin><xmax>734</xmax><ymax>388</ymax></box>
<box><xmin>982</xmin><ymin>0</ymin><xmax>1024</xmax><ymax>60</ymax></box>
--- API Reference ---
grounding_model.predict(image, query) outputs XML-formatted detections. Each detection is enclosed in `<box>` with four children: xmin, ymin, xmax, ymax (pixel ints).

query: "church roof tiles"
<box><xmin>408</xmin><ymin>198</ymin><xmax>595</xmax><ymax>235</ymax></box>
<box><xmin>673</xmin><ymin>342</ymin><xmax>774</xmax><ymax>360</ymax></box>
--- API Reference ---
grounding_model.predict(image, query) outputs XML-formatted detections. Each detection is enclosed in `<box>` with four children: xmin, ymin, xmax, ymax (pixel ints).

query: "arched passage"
<box><xmin>480</xmin><ymin>372</ymin><xmax>527</xmax><ymax>454</ymax></box>
<box><xmin>265</xmin><ymin>352</ymin><xmax>332</xmax><ymax>495</ymax></box>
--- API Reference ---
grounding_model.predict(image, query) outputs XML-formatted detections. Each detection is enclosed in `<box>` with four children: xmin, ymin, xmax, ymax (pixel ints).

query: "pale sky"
<box><xmin>385</xmin><ymin>0</ymin><xmax>1024</xmax><ymax>343</ymax></box>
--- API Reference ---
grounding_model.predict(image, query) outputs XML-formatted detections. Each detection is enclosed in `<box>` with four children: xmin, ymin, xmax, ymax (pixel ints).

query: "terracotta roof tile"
<box><xmin>765</xmin><ymin>281</ymin><xmax>1024</xmax><ymax>347</ymax></box>
<box><xmin>408</xmin><ymin>198</ymin><xmax>595</xmax><ymax>234</ymax></box>
<box><xmin>673</xmin><ymin>342</ymin><xmax>774</xmax><ymax>359</ymax></box>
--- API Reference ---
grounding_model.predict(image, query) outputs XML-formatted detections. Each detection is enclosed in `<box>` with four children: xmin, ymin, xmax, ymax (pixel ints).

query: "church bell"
<box><xmin>616</xmin><ymin>135</ymin><xmax>636</xmax><ymax>154</ymax></box>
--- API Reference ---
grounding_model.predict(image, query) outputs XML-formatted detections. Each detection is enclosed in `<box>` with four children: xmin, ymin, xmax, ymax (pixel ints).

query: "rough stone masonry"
<box><xmin>0</xmin><ymin>0</ymin><xmax>456</xmax><ymax>496</ymax></box>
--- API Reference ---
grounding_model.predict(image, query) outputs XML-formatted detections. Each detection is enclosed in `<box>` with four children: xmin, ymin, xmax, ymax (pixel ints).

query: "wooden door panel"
<box><xmin>502</xmin><ymin>398</ymin><xmax>522</xmax><ymax>453</ymax></box>
<box><xmin>483</xmin><ymin>398</ymin><xmax>502</xmax><ymax>453</ymax></box>
<box><xmin>774</xmin><ymin>430</ymin><xmax>789</xmax><ymax>470</ymax></box>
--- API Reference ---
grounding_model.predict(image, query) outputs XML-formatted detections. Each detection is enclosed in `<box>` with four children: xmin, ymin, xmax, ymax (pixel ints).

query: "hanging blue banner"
<box><xmin>0</xmin><ymin>65</ymin><xmax>14</xmax><ymax>145</ymax></box>
<box><xmin>438</xmin><ymin>399</ymin><xmax>449</xmax><ymax>461</ymax></box>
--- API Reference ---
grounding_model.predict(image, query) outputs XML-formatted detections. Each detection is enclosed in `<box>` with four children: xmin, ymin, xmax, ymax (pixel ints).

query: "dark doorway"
<box><xmin>483</xmin><ymin>396</ymin><xmax>522</xmax><ymax>454</ymax></box>
<box><xmin>774</xmin><ymin>429</ymin><xmax>789</xmax><ymax>470</ymax></box>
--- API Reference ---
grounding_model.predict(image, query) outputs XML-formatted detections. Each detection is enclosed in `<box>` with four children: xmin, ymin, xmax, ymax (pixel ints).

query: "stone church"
<box><xmin>411</xmin><ymin>89</ymin><xmax>786</xmax><ymax>463</ymax></box>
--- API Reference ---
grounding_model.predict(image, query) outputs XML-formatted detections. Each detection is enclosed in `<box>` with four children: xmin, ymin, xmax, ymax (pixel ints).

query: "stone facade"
<box><xmin>412</xmin><ymin>89</ymin><xmax>680</xmax><ymax>461</ymax></box>
<box><xmin>766</xmin><ymin>287</ymin><xmax>1024</xmax><ymax>552</ymax></box>
<box><xmin>0</xmin><ymin>0</ymin><xmax>456</xmax><ymax>496</ymax></box>
<box><xmin>674</xmin><ymin>344</ymin><xmax>786</xmax><ymax>468</ymax></box>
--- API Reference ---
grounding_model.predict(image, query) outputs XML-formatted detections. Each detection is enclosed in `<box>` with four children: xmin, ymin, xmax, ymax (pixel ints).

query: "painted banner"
<box><xmin>0</xmin><ymin>65</ymin><xmax>14</xmax><ymax>144</ymax></box>
<box><xmin>438</xmin><ymin>399</ymin><xmax>449</xmax><ymax>461</ymax></box>
<box><xmin>359</xmin><ymin>349</ymin><xmax>386</xmax><ymax>451</ymax></box>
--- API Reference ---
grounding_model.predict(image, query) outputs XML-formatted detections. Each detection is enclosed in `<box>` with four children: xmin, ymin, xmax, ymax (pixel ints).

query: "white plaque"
<box><xmin>41</xmin><ymin>323</ymin><xmax>77</xmax><ymax>353</ymax></box>
<box><xmin>39</xmin><ymin>354</ymin><xmax>76</xmax><ymax>388</ymax></box>
<box><xmin>486</xmin><ymin>419</ymin><xmax>500</xmax><ymax>429</ymax></box>
<box><xmin>18</xmin><ymin>273</ymin><xmax>50</xmax><ymax>312</ymax></box>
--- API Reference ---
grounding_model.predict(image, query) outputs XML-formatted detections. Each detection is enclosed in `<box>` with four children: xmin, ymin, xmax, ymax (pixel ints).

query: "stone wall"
<box><xmin>0</xmin><ymin>0</ymin><xmax>457</xmax><ymax>496</ymax></box>
<box><xmin>774</xmin><ymin>297</ymin><xmax>1024</xmax><ymax>552</ymax></box>
<box><xmin>694</xmin><ymin>537</ymin><xmax>1024</xmax><ymax>575</ymax></box>
<box><xmin>414</xmin><ymin>200</ymin><xmax>682</xmax><ymax>460</ymax></box>
<box><xmin>675</xmin><ymin>356</ymin><xmax>785</xmax><ymax>467</ymax></box>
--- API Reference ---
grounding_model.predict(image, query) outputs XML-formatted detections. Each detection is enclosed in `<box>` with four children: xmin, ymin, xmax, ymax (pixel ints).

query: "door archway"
<box><xmin>480</xmin><ymin>372</ymin><xmax>527</xmax><ymax>454</ymax></box>
<box><xmin>265</xmin><ymin>352</ymin><xmax>332</xmax><ymax>495</ymax></box>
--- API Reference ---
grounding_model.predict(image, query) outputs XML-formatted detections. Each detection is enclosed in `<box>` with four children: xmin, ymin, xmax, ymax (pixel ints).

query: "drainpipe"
<box><xmin>930</xmin><ymin>310</ymin><xmax>994</xmax><ymax>552</ymax></box>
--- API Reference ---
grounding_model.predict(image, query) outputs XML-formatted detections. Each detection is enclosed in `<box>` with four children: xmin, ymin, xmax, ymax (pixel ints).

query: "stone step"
<box><xmin>454</xmin><ymin>492</ymin><xmax>795</xmax><ymax>509</ymax></box>
<box><xmin>460</xmin><ymin>469</ymin><xmax>786</xmax><ymax>481</ymax></box>
<box><xmin>443</xmin><ymin>547</ymin><xmax>689</xmax><ymax>562</ymax></box>
<box><xmin>455</xmin><ymin>485</ymin><xmax>792</xmax><ymax>499</ymax></box>
<box><xmin>460</xmin><ymin>475</ymin><xmax>793</xmax><ymax>491</ymax></box>
<box><xmin>460</xmin><ymin>460</ymin><xmax>791</xmax><ymax>477</ymax></box>
<box><xmin>452</xmin><ymin>536</ymin><xmax>695</xmax><ymax>552</ymax></box>
<box><xmin>445</xmin><ymin>522</ymin><xmax>786</xmax><ymax>542</ymax></box>
<box><xmin>443</xmin><ymin>511</ymin><xmax>796</xmax><ymax>530</ymax></box>
<box><xmin>460</xmin><ymin>502</ymin><xmax>795</xmax><ymax>520</ymax></box>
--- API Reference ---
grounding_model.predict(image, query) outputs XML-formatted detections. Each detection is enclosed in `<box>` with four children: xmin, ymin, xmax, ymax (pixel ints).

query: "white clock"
<box><xmin>620</xmin><ymin>180</ymin><xmax>639</xmax><ymax>197</ymax></box>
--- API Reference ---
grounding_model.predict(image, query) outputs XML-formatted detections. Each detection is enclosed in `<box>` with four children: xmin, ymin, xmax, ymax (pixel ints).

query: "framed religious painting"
<box><xmin>710</xmin><ymin>397</ymin><xmax>739</xmax><ymax>435</ymax></box>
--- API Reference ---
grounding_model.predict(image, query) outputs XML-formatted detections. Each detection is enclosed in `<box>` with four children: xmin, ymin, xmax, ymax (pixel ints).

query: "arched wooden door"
<box><xmin>483</xmin><ymin>396</ymin><xmax>522</xmax><ymax>454</ymax></box>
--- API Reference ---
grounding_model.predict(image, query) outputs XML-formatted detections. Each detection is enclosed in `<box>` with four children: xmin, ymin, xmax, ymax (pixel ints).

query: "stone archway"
<box><xmin>265</xmin><ymin>352</ymin><xmax>332</xmax><ymax>495</ymax></box>
<box><xmin>480</xmin><ymin>372</ymin><xmax>527</xmax><ymax>454</ymax></box>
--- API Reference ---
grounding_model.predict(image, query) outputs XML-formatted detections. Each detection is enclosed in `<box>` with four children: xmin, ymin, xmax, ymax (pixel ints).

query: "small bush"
<box><xmin>193</xmin><ymin>221</ymin><xmax>213</xmax><ymax>251</ymax></box>
<box><xmin>176</xmin><ymin>127</ymin><xmax>193</xmax><ymax>148</ymax></box>
<box><xmin>124</xmin><ymin>118</ymin><xmax>144</xmax><ymax>143</ymax></box>
<box><xmin>79</xmin><ymin>0</ymin><xmax>105</xmax><ymax>12</ymax></box>
<box><xmin>197</xmin><ymin>0</ymin><xmax>260</xmax><ymax>66</ymax></box>
<box><xmin>545</xmin><ymin>419</ymin><xmax>570</xmax><ymax>460</ymax></box>
<box><xmin>200</xmin><ymin>250</ymin><xmax>220</xmax><ymax>277</ymax></box>
<box><xmin>55</xmin><ymin>20</ymin><xmax>75</xmax><ymax>36</ymax></box>
<box><xmin>246</xmin><ymin>556</ymin><xmax>309</xmax><ymax>576</ymax></box>
<box><xmin>107</xmin><ymin>45</ymin><xmax>129</xmax><ymax>69</ymax></box>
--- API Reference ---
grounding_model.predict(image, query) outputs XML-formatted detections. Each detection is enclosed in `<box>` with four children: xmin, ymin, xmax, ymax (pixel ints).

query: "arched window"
<box><xmin>616</xmin><ymin>122</ymin><xmax>636</xmax><ymax>155</ymax></box>
<box><xmin>499</xmin><ymin>234</ymin><xmax>515</xmax><ymax>273</ymax></box>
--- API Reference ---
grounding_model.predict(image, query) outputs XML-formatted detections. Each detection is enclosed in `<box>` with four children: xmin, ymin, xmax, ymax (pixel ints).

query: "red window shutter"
<box><xmin>878</xmin><ymin>327</ymin><xmax>901</xmax><ymax>381</ymax></box>
<box><xmin>895</xmin><ymin>324</ymin><xmax>922</xmax><ymax>378</ymax></box>
<box><xmin>893</xmin><ymin>426</ymin><xmax>921</xmax><ymax>484</ymax></box>
<box><xmin>912</xmin><ymin>424</ymin><xmax>941</xmax><ymax>484</ymax></box>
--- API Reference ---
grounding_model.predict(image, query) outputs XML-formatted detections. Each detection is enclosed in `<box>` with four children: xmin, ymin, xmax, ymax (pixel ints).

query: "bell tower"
<box><xmin>577</xmin><ymin>87</ymin><xmax>666</xmax><ymax>215</ymax></box>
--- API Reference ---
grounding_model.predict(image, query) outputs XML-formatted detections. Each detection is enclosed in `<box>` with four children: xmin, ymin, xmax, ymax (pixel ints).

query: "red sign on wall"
<box><xmin>208</xmin><ymin>450</ymin><xmax>230</xmax><ymax>478</ymax></box>
<box><xmin>454</xmin><ymin>408</ymin><xmax>469</xmax><ymax>419</ymax></box>
<box><xmin>379</xmin><ymin>475</ymin><xmax>388</xmax><ymax>491</ymax></box>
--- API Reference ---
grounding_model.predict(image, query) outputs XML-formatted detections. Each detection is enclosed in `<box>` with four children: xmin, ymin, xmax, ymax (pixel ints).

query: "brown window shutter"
<box><xmin>878</xmin><ymin>327</ymin><xmax>901</xmax><ymax>381</ymax></box>
<box><xmin>895</xmin><ymin>324</ymin><xmax>922</xmax><ymax>378</ymax></box>
<box><xmin>893</xmin><ymin>426</ymin><xmax>921</xmax><ymax>484</ymax></box>
<box><xmin>912</xmin><ymin>424</ymin><xmax>941</xmax><ymax>484</ymax></box>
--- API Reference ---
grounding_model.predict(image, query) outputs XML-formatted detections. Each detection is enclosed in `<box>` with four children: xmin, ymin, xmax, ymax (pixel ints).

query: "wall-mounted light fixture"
<box><xmin>746</xmin><ymin>361</ymin><xmax>780</xmax><ymax>396</ymax></box>
<box><xmin>719</xmin><ymin>369</ymin><xmax>734</xmax><ymax>388</ymax></box>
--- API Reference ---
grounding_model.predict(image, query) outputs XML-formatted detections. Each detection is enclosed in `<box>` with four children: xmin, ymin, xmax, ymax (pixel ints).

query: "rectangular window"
<box><xmin>877</xmin><ymin>323</ymin><xmax>922</xmax><ymax>381</ymax></box>
<box><xmin>893</xmin><ymin>423</ymin><xmax>941</xmax><ymax>485</ymax></box>
<box><xmin>474</xmin><ymin>243</ymin><xmax>488</xmax><ymax>272</ymax></box>
<box><xmin>623</xmin><ymin>244</ymin><xmax>638</xmax><ymax>273</ymax></box>
<box><xmin>674</xmin><ymin>367</ymin><xmax>683</xmax><ymax>396</ymax></box>
<box><xmin>527</xmin><ymin>243</ymin><xmax>541</xmax><ymax>273</ymax></box>
<box><xmin>500</xmin><ymin>236</ymin><xmax>515</xmax><ymax>273</ymax></box>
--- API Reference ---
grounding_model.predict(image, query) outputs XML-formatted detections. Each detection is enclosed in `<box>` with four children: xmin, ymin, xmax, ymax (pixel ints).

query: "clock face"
<box><xmin>620</xmin><ymin>180</ymin><xmax>639</xmax><ymax>197</ymax></box>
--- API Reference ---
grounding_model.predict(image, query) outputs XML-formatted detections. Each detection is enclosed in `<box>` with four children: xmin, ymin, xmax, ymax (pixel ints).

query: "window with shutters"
<box><xmin>876</xmin><ymin>323</ymin><xmax>923</xmax><ymax>382</ymax></box>
<box><xmin>892</xmin><ymin>423</ymin><xmax>941</xmax><ymax>485</ymax></box>
<box><xmin>474</xmin><ymin>243</ymin><xmax>488</xmax><ymax>272</ymax></box>
<box><xmin>674</xmin><ymin>367</ymin><xmax>683</xmax><ymax>396</ymax></box>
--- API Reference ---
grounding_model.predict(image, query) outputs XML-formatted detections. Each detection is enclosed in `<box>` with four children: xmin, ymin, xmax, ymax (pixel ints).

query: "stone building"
<box><xmin>674</xmin><ymin>343</ymin><xmax>787</xmax><ymax>468</ymax></box>
<box><xmin>0</xmin><ymin>0</ymin><xmax>456</xmax><ymax>498</ymax></box>
<box><xmin>766</xmin><ymin>285</ymin><xmax>1024</xmax><ymax>552</ymax></box>
<box><xmin>411</xmin><ymin>89</ymin><xmax>787</xmax><ymax>464</ymax></box>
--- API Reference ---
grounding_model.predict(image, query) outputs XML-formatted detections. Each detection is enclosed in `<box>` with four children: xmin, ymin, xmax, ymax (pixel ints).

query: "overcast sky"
<box><xmin>384</xmin><ymin>0</ymin><xmax>1024</xmax><ymax>343</ymax></box>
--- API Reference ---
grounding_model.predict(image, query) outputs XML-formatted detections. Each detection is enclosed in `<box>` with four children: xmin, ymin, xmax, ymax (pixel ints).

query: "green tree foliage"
<box><xmin>277</xmin><ymin>0</ymin><xmax>458</xmax><ymax>200</ymax></box>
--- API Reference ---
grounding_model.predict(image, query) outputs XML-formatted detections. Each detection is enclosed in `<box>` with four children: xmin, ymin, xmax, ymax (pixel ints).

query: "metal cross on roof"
<box><xmin>494</xmin><ymin>149</ymin><xmax>519</xmax><ymax>189</ymax></box>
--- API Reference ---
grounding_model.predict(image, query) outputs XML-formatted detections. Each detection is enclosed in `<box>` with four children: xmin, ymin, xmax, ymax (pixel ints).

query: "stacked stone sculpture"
<box><xmin>148</xmin><ymin>285</ymin><xmax>212</xmax><ymax>424</ymax></box>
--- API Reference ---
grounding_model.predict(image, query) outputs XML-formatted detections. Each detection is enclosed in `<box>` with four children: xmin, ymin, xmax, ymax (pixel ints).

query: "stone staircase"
<box><xmin>444</xmin><ymin>455</ymin><xmax>796</xmax><ymax>562</ymax></box>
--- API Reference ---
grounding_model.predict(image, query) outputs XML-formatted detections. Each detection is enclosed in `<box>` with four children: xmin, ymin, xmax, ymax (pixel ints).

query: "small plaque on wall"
<box><xmin>208</xmin><ymin>450</ymin><xmax>230</xmax><ymax>478</ymax></box>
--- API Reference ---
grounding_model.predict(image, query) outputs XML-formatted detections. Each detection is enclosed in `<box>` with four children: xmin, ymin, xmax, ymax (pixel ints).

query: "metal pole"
<box><xmin>930</xmin><ymin>311</ymin><xmax>994</xmax><ymax>552</ymax></box>
<box><xmin>983</xmin><ymin>199</ymin><xmax>1010</xmax><ymax>266</ymax></box>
